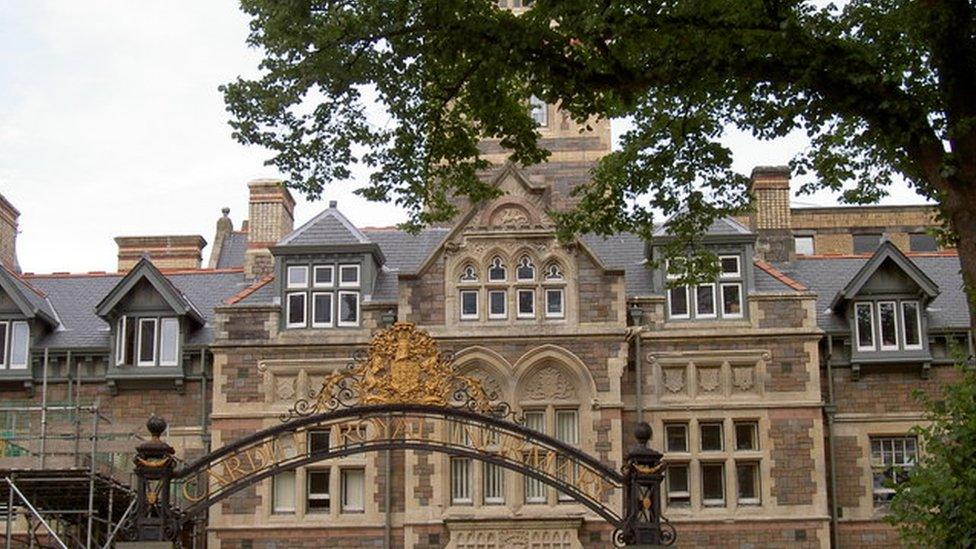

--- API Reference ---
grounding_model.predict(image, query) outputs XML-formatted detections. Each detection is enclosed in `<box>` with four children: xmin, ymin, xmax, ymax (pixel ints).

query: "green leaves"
<box><xmin>887</xmin><ymin>361</ymin><xmax>976</xmax><ymax>548</ymax></box>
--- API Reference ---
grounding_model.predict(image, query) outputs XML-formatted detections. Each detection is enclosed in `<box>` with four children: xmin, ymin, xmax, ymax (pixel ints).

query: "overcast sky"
<box><xmin>0</xmin><ymin>1</ymin><xmax>929</xmax><ymax>274</ymax></box>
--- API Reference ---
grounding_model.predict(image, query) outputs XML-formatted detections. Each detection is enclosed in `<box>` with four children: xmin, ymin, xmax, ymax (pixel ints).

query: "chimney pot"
<box><xmin>329</xmin><ymin>200</ymin><xmax>337</xmax><ymax>208</ymax></box>
<box><xmin>222</xmin><ymin>207</ymin><xmax>231</xmax><ymax>217</ymax></box>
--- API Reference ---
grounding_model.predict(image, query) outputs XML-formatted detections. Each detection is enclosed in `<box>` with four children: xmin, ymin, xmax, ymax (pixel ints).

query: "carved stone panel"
<box><xmin>662</xmin><ymin>367</ymin><xmax>687</xmax><ymax>396</ymax></box>
<box><xmin>447</xmin><ymin>520</ymin><xmax>582</xmax><ymax>549</ymax></box>
<box><xmin>697</xmin><ymin>367</ymin><xmax>721</xmax><ymax>394</ymax></box>
<box><xmin>523</xmin><ymin>366</ymin><xmax>577</xmax><ymax>401</ymax></box>
<box><xmin>732</xmin><ymin>365</ymin><xmax>756</xmax><ymax>393</ymax></box>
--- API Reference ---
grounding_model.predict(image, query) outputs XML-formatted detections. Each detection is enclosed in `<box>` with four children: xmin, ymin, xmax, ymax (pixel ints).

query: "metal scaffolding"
<box><xmin>0</xmin><ymin>399</ymin><xmax>140</xmax><ymax>549</ymax></box>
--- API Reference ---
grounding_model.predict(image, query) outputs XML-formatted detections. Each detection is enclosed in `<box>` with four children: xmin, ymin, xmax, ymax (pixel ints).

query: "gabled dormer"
<box><xmin>650</xmin><ymin>216</ymin><xmax>757</xmax><ymax>322</ymax></box>
<box><xmin>0</xmin><ymin>265</ymin><xmax>58</xmax><ymax>378</ymax></box>
<box><xmin>96</xmin><ymin>258</ymin><xmax>204</xmax><ymax>389</ymax></box>
<box><xmin>831</xmin><ymin>241</ymin><xmax>939</xmax><ymax>365</ymax></box>
<box><xmin>272</xmin><ymin>202</ymin><xmax>386</xmax><ymax>330</ymax></box>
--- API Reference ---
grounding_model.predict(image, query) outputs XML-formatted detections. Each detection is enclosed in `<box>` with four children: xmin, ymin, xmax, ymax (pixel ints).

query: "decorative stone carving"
<box><xmin>732</xmin><ymin>366</ymin><xmax>755</xmax><ymax>391</ymax></box>
<box><xmin>465</xmin><ymin>369</ymin><xmax>504</xmax><ymax>401</ymax></box>
<box><xmin>524</xmin><ymin>366</ymin><xmax>577</xmax><ymax>400</ymax></box>
<box><xmin>663</xmin><ymin>368</ymin><xmax>686</xmax><ymax>394</ymax></box>
<box><xmin>449</xmin><ymin>524</ymin><xmax>579</xmax><ymax>549</ymax></box>
<box><xmin>698</xmin><ymin>367</ymin><xmax>721</xmax><ymax>393</ymax></box>
<box><xmin>275</xmin><ymin>376</ymin><xmax>297</xmax><ymax>401</ymax></box>
<box><xmin>490</xmin><ymin>205</ymin><xmax>530</xmax><ymax>227</ymax></box>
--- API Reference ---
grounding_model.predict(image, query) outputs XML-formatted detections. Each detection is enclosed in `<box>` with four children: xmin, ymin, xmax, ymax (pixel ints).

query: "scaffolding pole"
<box><xmin>85</xmin><ymin>400</ymin><xmax>99</xmax><ymax>549</ymax></box>
<box><xmin>3</xmin><ymin>477</ymin><xmax>67</xmax><ymax>549</ymax></box>
<box><xmin>4</xmin><ymin>474</ymin><xmax>13</xmax><ymax>549</ymax></box>
<box><xmin>39</xmin><ymin>348</ymin><xmax>49</xmax><ymax>469</ymax></box>
<box><xmin>100</xmin><ymin>498</ymin><xmax>135</xmax><ymax>549</ymax></box>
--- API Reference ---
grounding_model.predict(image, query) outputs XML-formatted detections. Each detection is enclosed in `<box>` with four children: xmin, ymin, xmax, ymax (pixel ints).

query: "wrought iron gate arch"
<box><xmin>173</xmin><ymin>403</ymin><xmax>625</xmax><ymax>524</ymax></box>
<box><xmin>126</xmin><ymin>323</ymin><xmax>674</xmax><ymax>546</ymax></box>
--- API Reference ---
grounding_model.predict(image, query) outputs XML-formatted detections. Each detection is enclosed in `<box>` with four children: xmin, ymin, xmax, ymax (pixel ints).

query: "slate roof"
<box><xmin>216</xmin><ymin>232</ymin><xmax>248</xmax><ymax>269</ymax></box>
<box><xmin>360</xmin><ymin>228</ymin><xmax>449</xmax><ymax>274</ymax></box>
<box><xmin>779</xmin><ymin>254</ymin><xmax>967</xmax><ymax>331</ymax></box>
<box><xmin>0</xmin><ymin>265</ymin><xmax>59</xmax><ymax>325</ymax></box>
<box><xmin>279</xmin><ymin>207</ymin><xmax>371</xmax><ymax>247</ymax></box>
<box><xmin>581</xmin><ymin>233</ymin><xmax>652</xmax><ymax>296</ymax></box>
<box><xmin>25</xmin><ymin>270</ymin><xmax>249</xmax><ymax>349</ymax></box>
<box><xmin>652</xmin><ymin>214</ymin><xmax>753</xmax><ymax>237</ymax></box>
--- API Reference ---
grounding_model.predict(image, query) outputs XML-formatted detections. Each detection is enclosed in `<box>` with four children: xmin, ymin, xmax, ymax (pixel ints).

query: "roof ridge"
<box><xmin>754</xmin><ymin>259</ymin><xmax>807</xmax><ymax>291</ymax></box>
<box><xmin>279</xmin><ymin>206</ymin><xmax>371</xmax><ymax>246</ymax></box>
<box><xmin>797</xmin><ymin>250</ymin><xmax>957</xmax><ymax>260</ymax></box>
<box><xmin>226</xmin><ymin>274</ymin><xmax>275</xmax><ymax>305</ymax></box>
<box><xmin>23</xmin><ymin>267</ymin><xmax>244</xmax><ymax>278</ymax></box>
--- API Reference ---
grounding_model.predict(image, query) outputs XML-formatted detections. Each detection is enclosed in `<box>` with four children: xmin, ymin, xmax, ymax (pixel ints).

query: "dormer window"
<box><xmin>285</xmin><ymin>262</ymin><xmax>361</xmax><ymax>328</ymax></box>
<box><xmin>115</xmin><ymin>315</ymin><xmax>179</xmax><ymax>367</ymax></box>
<box><xmin>854</xmin><ymin>300</ymin><xmax>923</xmax><ymax>353</ymax></box>
<box><xmin>0</xmin><ymin>321</ymin><xmax>29</xmax><ymax>370</ymax></box>
<box><xmin>666</xmin><ymin>255</ymin><xmax>744</xmax><ymax>320</ymax></box>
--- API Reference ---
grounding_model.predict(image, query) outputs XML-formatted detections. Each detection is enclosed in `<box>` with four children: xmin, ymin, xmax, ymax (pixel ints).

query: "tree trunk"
<box><xmin>944</xmin><ymin>183</ymin><xmax>976</xmax><ymax>345</ymax></box>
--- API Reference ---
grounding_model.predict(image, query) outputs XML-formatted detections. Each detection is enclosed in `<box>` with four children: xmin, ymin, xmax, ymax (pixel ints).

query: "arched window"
<box><xmin>544</xmin><ymin>263</ymin><xmax>564</xmax><ymax>281</ymax></box>
<box><xmin>459</xmin><ymin>265</ymin><xmax>478</xmax><ymax>282</ymax></box>
<box><xmin>488</xmin><ymin>257</ymin><xmax>507</xmax><ymax>282</ymax></box>
<box><xmin>519</xmin><ymin>364</ymin><xmax>581</xmax><ymax>504</ymax></box>
<box><xmin>516</xmin><ymin>256</ymin><xmax>536</xmax><ymax>281</ymax></box>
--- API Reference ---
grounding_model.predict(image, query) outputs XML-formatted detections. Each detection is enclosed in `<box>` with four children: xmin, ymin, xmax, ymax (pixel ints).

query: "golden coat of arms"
<box><xmin>292</xmin><ymin>322</ymin><xmax>496</xmax><ymax>418</ymax></box>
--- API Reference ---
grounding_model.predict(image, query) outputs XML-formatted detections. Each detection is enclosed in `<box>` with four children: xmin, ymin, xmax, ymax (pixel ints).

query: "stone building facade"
<box><xmin>0</xmin><ymin>98</ymin><xmax>970</xmax><ymax>549</ymax></box>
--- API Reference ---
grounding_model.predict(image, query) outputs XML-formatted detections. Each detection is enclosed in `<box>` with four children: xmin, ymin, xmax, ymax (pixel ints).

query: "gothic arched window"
<box><xmin>459</xmin><ymin>265</ymin><xmax>478</xmax><ymax>282</ymax></box>
<box><xmin>516</xmin><ymin>256</ymin><xmax>536</xmax><ymax>281</ymax></box>
<box><xmin>488</xmin><ymin>257</ymin><xmax>507</xmax><ymax>282</ymax></box>
<box><xmin>544</xmin><ymin>263</ymin><xmax>564</xmax><ymax>281</ymax></box>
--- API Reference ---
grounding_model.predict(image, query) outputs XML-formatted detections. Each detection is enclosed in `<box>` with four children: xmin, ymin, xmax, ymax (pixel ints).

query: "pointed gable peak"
<box><xmin>95</xmin><ymin>257</ymin><xmax>204</xmax><ymax>324</ymax></box>
<box><xmin>0</xmin><ymin>264</ymin><xmax>58</xmax><ymax>326</ymax></box>
<box><xmin>278</xmin><ymin>202</ymin><xmax>372</xmax><ymax>247</ymax></box>
<box><xmin>831</xmin><ymin>240</ymin><xmax>939</xmax><ymax>309</ymax></box>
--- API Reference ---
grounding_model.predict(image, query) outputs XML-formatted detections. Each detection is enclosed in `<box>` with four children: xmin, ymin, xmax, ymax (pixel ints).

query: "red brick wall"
<box><xmin>830</xmin><ymin>363</ymin><xmax>961</xmax><ymax>414</ymax></box>
<box><xmin>577</xmin><ymin>251</ymin><xmax>621</xmax><ymax>324</ymax></box>
<box><xmin>829</xmin><ymin>435</ymin><xmax>864</xmax><ymax>510</ymax></box>
<box><xmin>769</xmin><ymin>409</ymin><xmax>817</xmax><ymax>506</ymax></box>
<box><xmin>673</xmin><ymin>520</ymin><xmax>824</xmax><ymax>548</ymax></box>
<box><xmin>757</xmin><ymin>298</ymin><xmax>808</xmax><ymax>329</ymax></box>
<box><xmin>837</xmin><ymin>521</ymin><xmax>903</xmax><ymax>548</ymax></box>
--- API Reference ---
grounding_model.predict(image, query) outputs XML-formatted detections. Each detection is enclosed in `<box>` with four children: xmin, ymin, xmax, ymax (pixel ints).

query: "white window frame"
<box><xmin>286</xmin><ymin>265</ymin><xmax>309</xmax><ymax>289</ymax></box>
<box><xmin>719</xmin><ymin>255</ymin><xmax>740</xmax><ymax>278</ymax></box>
<box><xmin>136</xmin><ymin>318</ymin><xmax>157</xmax><ymax>367</ymax></box>
<box><xmin>666</xmin><ymin>463</ymin><xmax>691</xmax><ymax>507</ymax></box>
<box><xmin>340</xmin><ymin>468</ymin><xmax>365</xmax><ymax>513</ymax></box>
<box><xmin>483</xmin><ymin>463</ymin><xmax>505</xmax><ymax>505</ymax></box>
<box><xmin>665</xmin><ymin>423</ymin><xmax>689</xmax><ymax>453</ymax></box>
<box><xmin>313</xmin><ymin>265</ymin><xmax>334</xmax><ymax>288</ymax></box>
<box><xmin>701</xmin><ymin>462</ymin><xmax>726</xmax><ymax>507</ymax></box>
<box><xmin>871</xmin><ymin>436</ymin><xmax>918</xmax><ymax>505</ymax></box>
<box><xmin>516</xmin><ymin>289</ymin><xmax>535</xmax><ymax>319</ymax></box>
<box><xmin>0</xmin><ymin>321</ymin><xmax>8</xmax><ymax>367</ymax></box>
<box><xmin>450</xmin><ymin>457</ymin><xmax>473</xmax><ymax>505</ymax></box>
<box><xmin>529</xmin><ymin>95</ymin><xmax>548</xmax><ymax>127</ymax></box>
<box><xmin>488</xmin><ymin>257</ymin><xmax>506</xmax><ymax>282</ymax></box>
<box><xmin>286</xmin><ymin>292</ymin><xmax>308</xmax><ymax>329</ymax></box>
<box><xmin>667</xmin><ymin>286</ymin><xmax>690</xmax><ymax>320</ymax></box>
<box><xmin>114</xmin><ymin>317</ymin><xmax>125</xmax><ymax>366</ymax></box>
<box><xmin>877</xmin><ymin>301</ymin><xmax>900</xmax><ymax>351</ymax></box>
<box><xmin>854</xmin><ymin>302</ymin><xmax>876</xmax><ymax>351</ymax></box>
<box><xmin>516</xmin><ymin>256</ymin><xmax>536</xmax><ymax>281</ymax></box>
<box><xmin>272</xmin><ymin>471</ymin><xmax>297</xmax><ymax>514</ymax></box>
<box><xmin>794</xmin><ymin>235</ymin><xmax>815</xmax><ymax>255</ymax></box>
<box><xmin>720</xmin><ymin>283</ymin><xmax>743</xmax><ymax>319</ymax></box>
<box><xmin>488</xmin><ymin>290</ymin><xmax>507</xmax><ymax>320</ymax></box>
<box><xmin>158</xmin><ymin>317</ymin><xmax>179</xmax><ymax>367</ymax></box>
<box><xmin>665</xmin><ymin>258</ymin><xmax>684</xmax><ymax>280</ymax></box>
<box><xmin>337</xmin><ymin>291</ymin><xmax>360</xmax><ymax>327</ymax></box>
<box><xmin>8</xmin><ymin>321</ymin><xmax>28</xmax><ymax>369</ymax></box>
<box><xmin>694</xmin><ymin>284</ymin><xmax>717</xmax><ymax>319</ymax></box>
<box><xmin>459</xmin><ymin>290</ymin><xmax>479</xmax><ymax>320</ymax></box>
<box><xmin>312</xmin><ymin>292</ymin><xmax>334</xmax><ymax>328</ymax></box>
<box><xmin>338</xmin><ymin>264</ymin><xmax>361</xmax><ymax>288</ymax></box>
<box><xmin>306</xmin><ymin>469</ymin><xmax>331</xmax><ymax>513</ymax></box>
<box><xmin>545</xmin><ymin>288</ymin><xmax>565</xmax><ymax>319</ymax></box>
<box><xmin>735</xmin><ymin>461</ymin><xmax>761</xmax><ymax>505</ymax></box>
<box><xmin>901</xmin><ymin>301</ymin><xmax>923</xmax><ymax>350</ymax></box>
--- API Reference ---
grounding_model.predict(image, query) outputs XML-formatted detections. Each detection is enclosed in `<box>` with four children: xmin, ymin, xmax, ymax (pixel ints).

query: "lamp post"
<box><xmin>629</xmin><ymin>305</ymin><xmax>645</xmax><ymax>423</ymax></box>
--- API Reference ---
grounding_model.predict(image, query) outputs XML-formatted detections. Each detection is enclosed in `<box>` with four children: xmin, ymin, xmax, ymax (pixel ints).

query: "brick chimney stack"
<box><xmin>748</xmin><ymin>166</ymin><xmax>794</xmax><ymax>262</ymax></box>
<box><xmin>115</xmin><ymin>235</ymin><xmax>208</xmax><ymax>272</ymax></box>
<box><xmin>244</xmin><ymin>179</ymin><xmax>295</xmax><ymax>278</ymax></box>
<box><xmin>0</xmin><ymin>193</ymin><xmax>20</xmax><ymax>273</ymax></box>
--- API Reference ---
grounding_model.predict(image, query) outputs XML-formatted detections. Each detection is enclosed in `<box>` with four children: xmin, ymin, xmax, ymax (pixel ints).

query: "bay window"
<box><xmin>312</xmin><ymin>293</ymin><xmax>334</xmax><ymax>327</ymax></box>
<box><xmin>853</xmin><ymin>300</ymin><xmax>927</xmax><ymax>353</ymax></box>
<box><xmin>285</xmin><ymin>262</ymin><xmax>361</xmax><ymax>329</ymax></box>
<box><xmin>286</xmin><ymin>293</ymin><xmax>307</xmax><ymax>328</ymax></box>
<box><xmin>114</xmin><ymin>315</ymin><xmax>180</xmax><ymax>367</ymax></box>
